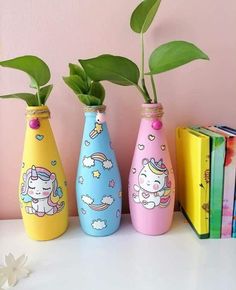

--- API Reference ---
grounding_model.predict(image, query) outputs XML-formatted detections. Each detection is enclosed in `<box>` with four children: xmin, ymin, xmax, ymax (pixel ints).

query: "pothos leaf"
<box><xmin>0</xmin><ymin>93</ymin><xmax>38</xmax><ymax>106</ymax></box>
<box><xmin>0</xmin><ymin>55</ymin><xmax>51</xmax><ymax>88</ymax></box>
<box><xmin>147</xmin><ymin>41</ymin><xmax>209</xmax><ymax>74</ymax></box>
<box><xmin>63</xmin><ymin>75</ymin><xmax>84</xmax><ymax>94</ymax></box>
<box><xmin>79</xmin><ymin>54</ymin><xmax>140</xmax><ymax>86</ymax></box>
<box><xmin>69</xmin><ymin>63</ymin><xmax>87</xmax><ymax>81</ymax></box>
<box><xmin>130</xmin><ymin>0</ymin><xmax>161</xmax><ymax>34</ymax></box>
<box><xmin>39</xmin><ymin>84</ymin><xmax>53</xmax><ymax>105</ymax></box>
<box><xmin>78</xmin><ymin>94</ymin><xmax>101</xmax><ymax>106</ymax></box>
<box><xmin>89</xmin><ymin>82</ymin><xmax>105</xmax><ymax>105</ymax></box>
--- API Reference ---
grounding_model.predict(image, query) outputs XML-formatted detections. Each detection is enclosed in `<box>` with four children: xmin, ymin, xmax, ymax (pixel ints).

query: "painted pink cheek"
<box><xmin>153</xmin><ymin>184</ymin><xmax>159</xmax><ymax>191</ymax></box>
<box><xmin>139</xmin><ymin>177</ymin><xmax>144</xmax><ymax>184</ymax></box>
<box><xmin>28</xmin><ymin>190</ymin><xmax>34</xmax><ymax>195</ymax></box>
<box><xmin>43</xmin><ymin>191</ymin><xmax>50</xmax><ymax>196</ymax></box>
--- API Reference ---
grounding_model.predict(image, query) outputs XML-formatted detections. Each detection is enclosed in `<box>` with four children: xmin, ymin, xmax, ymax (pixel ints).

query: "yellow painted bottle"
<box><xmin>19</xmin><ymin>106</ymin><xmax>68</xmax><ymax>240</ymax></box>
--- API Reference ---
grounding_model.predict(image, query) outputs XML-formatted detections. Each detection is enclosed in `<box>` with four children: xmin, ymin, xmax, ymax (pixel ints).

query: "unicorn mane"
<box><xmin>21</xmin><ymin>166</ymin><xmax>60</xmax><ymax>202</ymax></box>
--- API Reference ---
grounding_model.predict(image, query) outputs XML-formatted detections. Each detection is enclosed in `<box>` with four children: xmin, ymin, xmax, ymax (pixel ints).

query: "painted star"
<box><xmin>78</xmin><ymin>176</ymin><xmax>84</xmax><ymax>184</ymax></box>
<box><xmin>92</xmin><ymin>170</ymin><xmax>101</xmax><ymax>178</ymax></box>
<box><xmin>109</xmin><ymin>179</ymin><xmax>115</xmax><ymax>188</ymax></box>
<box><xmin>95</xmin><ymin>123</ymin><xmax>103</xmax><ymax>133</ymax></box>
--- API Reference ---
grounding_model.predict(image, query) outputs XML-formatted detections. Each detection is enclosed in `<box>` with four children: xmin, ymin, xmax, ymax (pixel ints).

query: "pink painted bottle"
<box><xmin>128</xmin><ymin>103</ymin><xmax>175</xmax><ymax>235</ymax></box>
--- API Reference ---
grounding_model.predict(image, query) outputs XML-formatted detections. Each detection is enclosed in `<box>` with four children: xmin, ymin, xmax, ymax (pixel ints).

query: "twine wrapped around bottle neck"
<box><xmin>83</xmin><ymin>105</ymin><xmax>106</xmax><ymax>113</ymax></box>
<box><xmin>26</xmin><ymin>107</ymin><xmax>50</xmax><ymax>120</ymax></box>
<box><xmin>141</xmin><ymin>103</ymin><xmax>164</xmax><ymax>119</ymax></box>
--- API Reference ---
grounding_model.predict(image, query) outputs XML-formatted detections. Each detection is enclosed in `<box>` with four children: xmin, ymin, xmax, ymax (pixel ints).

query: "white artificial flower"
<box><xmin>0</xmin><ymin>253</ymin><xmax>30</xmax><ymax>287</ymax></box>
<box><xmin>0</xmin><ymin>274</ymin><xmax>6</xmax><ymax>290</ymax></box>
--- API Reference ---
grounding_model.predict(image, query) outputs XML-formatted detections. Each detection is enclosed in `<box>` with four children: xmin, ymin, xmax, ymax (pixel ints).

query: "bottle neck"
<box><xmin>83</xmin><ymin>105</ymin><xmax>106</xmax><ymax>114</ymax></box>
<box><xmin>141</xmin><ymin>103</ymin><xmax>163</xmax><ymax>119</ymax></box>
<box><xmin>26</xmin><ymin>106</ymin><xmax>50</xmax><ymax>120</ymax></box>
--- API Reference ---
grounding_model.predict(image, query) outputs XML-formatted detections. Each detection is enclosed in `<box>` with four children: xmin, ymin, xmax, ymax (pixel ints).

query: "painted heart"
<box><xmin>148</xmin><ymin>134</ymin><xmax>155</xmax><ymax>141</ymax></box>
<box><xmin>84</xmin><ymin>140</ymin><xmax>90</xmax><ymax>146</ymax></box>
<box><xmin>116</xmin><ymin>209</ymin><xmax>121</xmax><ymax>218</ymax></box>
<box><xmin>36</xmin><ymin>134</ymin><xmax>44</xmax><ymax>141</ymax></box>
<box><xmin>142</xmin><ymin>192</ymin><xmax>150</xmax><ymax>199</ymax></box>
<box><xmin>161</xmin><ymin>145</ymin><xmax>166</xmax><ymax>151</ymax></box>
<box><xmin>51</xmin><ymin>160</ymin><xmax>57</xmax><ymax>166</ymax></box>
<box><xmin>132</xmin><ymin>168</ymin><xmax>136</xmax><ymax>174</ymax></box>
<box><xmin>81</xmin><ymin>208</ymin><xmax>86</xmax><ymax>215</ymax></box>
<box><xmin>110</xmin><ymin>141</ymin><xmax>113</xmax><ymax>150</ymax></box>
<box><xmin>138</xmin><ymin>144</ymin><xmax>145</xmax><ymax>150</ymax></box>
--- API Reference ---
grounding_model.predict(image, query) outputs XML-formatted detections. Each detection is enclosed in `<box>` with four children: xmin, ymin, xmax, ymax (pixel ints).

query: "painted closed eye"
<box><xmin>141</xmin><ymin>173</ymin><xmax>147</xmax><ymax>177</ymax></box>
<box><xmin>29</xmin><ymin>186</ymin><xmax>36</xmax><ymax>189</ymax></box>
<box><xmin>155</xmin><ymin>180</ymin><xmax>161</xmax><ymax>184</ymax></box>
<box><xmin>42</xmin><ymin>187</ymin><xmax>51</xmax><ymax>190</ymax></box>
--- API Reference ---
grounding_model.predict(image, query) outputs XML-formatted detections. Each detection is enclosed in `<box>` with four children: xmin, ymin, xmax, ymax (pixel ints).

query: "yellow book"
<box><xmin>176</xmin><ymin>127</ymin><xmax>210</xmax><ymax>238</ymax></box>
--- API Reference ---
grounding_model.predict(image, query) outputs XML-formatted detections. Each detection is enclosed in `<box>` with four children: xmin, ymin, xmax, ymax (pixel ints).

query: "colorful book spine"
<box><xmin>208</xmin><ymin>126</ymin><xmax>236</xmax><ymax>238</ymax></box>
<box><xmin>233</xmin><ymin>185</ymin><xmax>236</xmax><ymax>238</ymax></box>
<box><xmin>192</xmin><ymin>127</ymin><xmax>225</xmax><ymax>238</ymax></box>
<box><xmin>176</xmin><ymin>127</ymin><xmax>210</xmax><ymax>238</ymax></box>
<box><xmin>216</xmin><ymin>126</ymin><xmax>236</xmax><ymax>238</ymax></box>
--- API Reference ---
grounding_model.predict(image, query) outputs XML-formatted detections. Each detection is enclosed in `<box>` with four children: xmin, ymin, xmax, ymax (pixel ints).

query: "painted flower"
<box><xmin>0</xmin><ymin>253</ymin><xmax>30</xmax><ymax>287</ymax></box>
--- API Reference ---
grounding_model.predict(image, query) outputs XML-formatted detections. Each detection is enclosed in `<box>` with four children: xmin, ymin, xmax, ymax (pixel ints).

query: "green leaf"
<box><xmin>39</xmin><ymin>84</ymin><xmax>53</xmax><ymax>105</ymax></box>
<box><xmin>69</xmin><ymin>63</ymin><xmax>87</xmax><ymax>81</ymax></box>
<box><xmin>0</xmin><ymin>55</ymin><xmax>51</xmax><ymax>88</ymax></box>
<box><xmin>78</xmin><ymin>94</ymin><xmax>101</xmax><ymax>106</ymax></box>
<box><xmin>148</xmin><ymin>41</ymin><xmax>209</xmax><ymax>74</ymax></box>
<box><xmin>130</xmin><ymin>0</ymin><xmax>161</xmax><ymax>34</ymax></box>
<box><xmin>0</xmin><ymin>93</ymin><xmax>37</xmax><ymax>106</ymax></box>
<box><xmin>79</xmin><ymin>54</ymin><xmax>140</xmax><ymax>86</ymax></box>
<box><xmin>89</xmin><ymin>82</ymin><xmax>105</xmax><ymax>105</ymax></box>
<box><xmin>63</xmin><ymin>75</ymin><xmax>88</xmax><ymax>94</ymax></box>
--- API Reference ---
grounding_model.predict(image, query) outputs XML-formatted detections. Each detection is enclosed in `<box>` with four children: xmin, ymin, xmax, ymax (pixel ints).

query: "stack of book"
<box><xmin>176</xmin><ymin>126</ymin><xmax>236</xmax><ymax>239</ymax></box>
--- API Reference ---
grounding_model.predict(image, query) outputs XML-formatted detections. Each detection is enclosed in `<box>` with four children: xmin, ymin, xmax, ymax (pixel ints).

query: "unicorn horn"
<box><xmin>31</xmin><ymin>165</ymin><xmax>38</xmax><ymax>180</ymax></box>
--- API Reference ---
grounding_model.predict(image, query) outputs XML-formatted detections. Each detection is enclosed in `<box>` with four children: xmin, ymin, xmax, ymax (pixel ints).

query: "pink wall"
<box><xmin>0</xmin><ymin>0</ymin><xmax>236</xmax><ymax>219</ymax></box>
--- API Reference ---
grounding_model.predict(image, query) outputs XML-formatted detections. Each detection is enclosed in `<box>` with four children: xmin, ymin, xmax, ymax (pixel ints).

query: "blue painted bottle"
<box><xmin>76</xmin><ymin>105</ymin><xmax>122</xmax><ymax>236</ymax></box>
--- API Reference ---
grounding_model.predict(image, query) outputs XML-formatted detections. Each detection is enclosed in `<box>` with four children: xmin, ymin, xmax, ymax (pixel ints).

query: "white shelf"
<box><xmin>0</xmin><ymin>213</ymin><xmax>235</xmax><ymax>290</ymax></box>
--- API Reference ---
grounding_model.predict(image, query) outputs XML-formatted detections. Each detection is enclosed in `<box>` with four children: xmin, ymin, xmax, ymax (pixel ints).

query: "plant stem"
<box><xmin>141</xmin><ymin>33</ymin><xmax>145</xmax><ymax>78</ymax></box>
<box><xmin>140</xmin><ymin>33</ymin><xmax>152</xmax><ymax>103</ymax></box>
<box><xmin>141</xmin><ymin>78</ymin><xmax>151</xmax><ymax>102</ymax></box>
<box><xmin>36</xmin><ymin>85</ymin><xmax>41</xmax><ymax>106</ymax></box>
<box><xmin>135</xmin><ymin>84</ymin><xmax>150</xmax><ymax>103</ymax></box>
<box><xmin>150</xmin><ymin>74</ymin><xmax>158</xmax><ymax>103</ymax></box>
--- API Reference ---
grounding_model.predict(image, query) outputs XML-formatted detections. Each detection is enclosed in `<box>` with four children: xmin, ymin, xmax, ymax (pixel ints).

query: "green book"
<box><xmin>192</xmin><ymin>127</ymin><xmax>225</xmax><ymax>238</ymax></box>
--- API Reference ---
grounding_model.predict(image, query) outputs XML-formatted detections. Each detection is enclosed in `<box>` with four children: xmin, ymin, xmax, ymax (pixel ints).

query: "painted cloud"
<box><xmin>82</xmin><ymin>195</ymin><xmax>94</xmax><ymax>205</ymax></box>
<box><xmin>101</xmin><ymin>196</ymin><xmax>114</xmax><ymax>205</ymax></box>
<box><xmin>103</xmin><ymin>159</ymin><xmax>113</xmax><ymax>169</ymax></box>
<box><xmin>83</xmin><ymin>156</ymin><xmax>95</xmax><ymax>167</ymax></box>
<box><xmin>91</xmin><ymin>219</ymin><xmax>107</xmax><ymax>230</ymax></box>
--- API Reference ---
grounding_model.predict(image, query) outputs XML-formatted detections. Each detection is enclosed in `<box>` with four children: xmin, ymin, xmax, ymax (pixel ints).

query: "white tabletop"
<box><xmin>0</xmin><ymin>213</ymin><xmax>235</xmax><ymax>290</ymax></box>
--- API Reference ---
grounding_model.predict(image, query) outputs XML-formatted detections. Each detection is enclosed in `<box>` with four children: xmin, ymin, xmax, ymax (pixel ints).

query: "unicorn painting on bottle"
<box><xmin>133</xmin><ymin>158</ymin><xmax>171</xmax><ymax>210</ymax></box>
<box><xmin>21</xmin><ymin>165</ymin><xmax>64</xmax><ymax>217</ymax></box>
